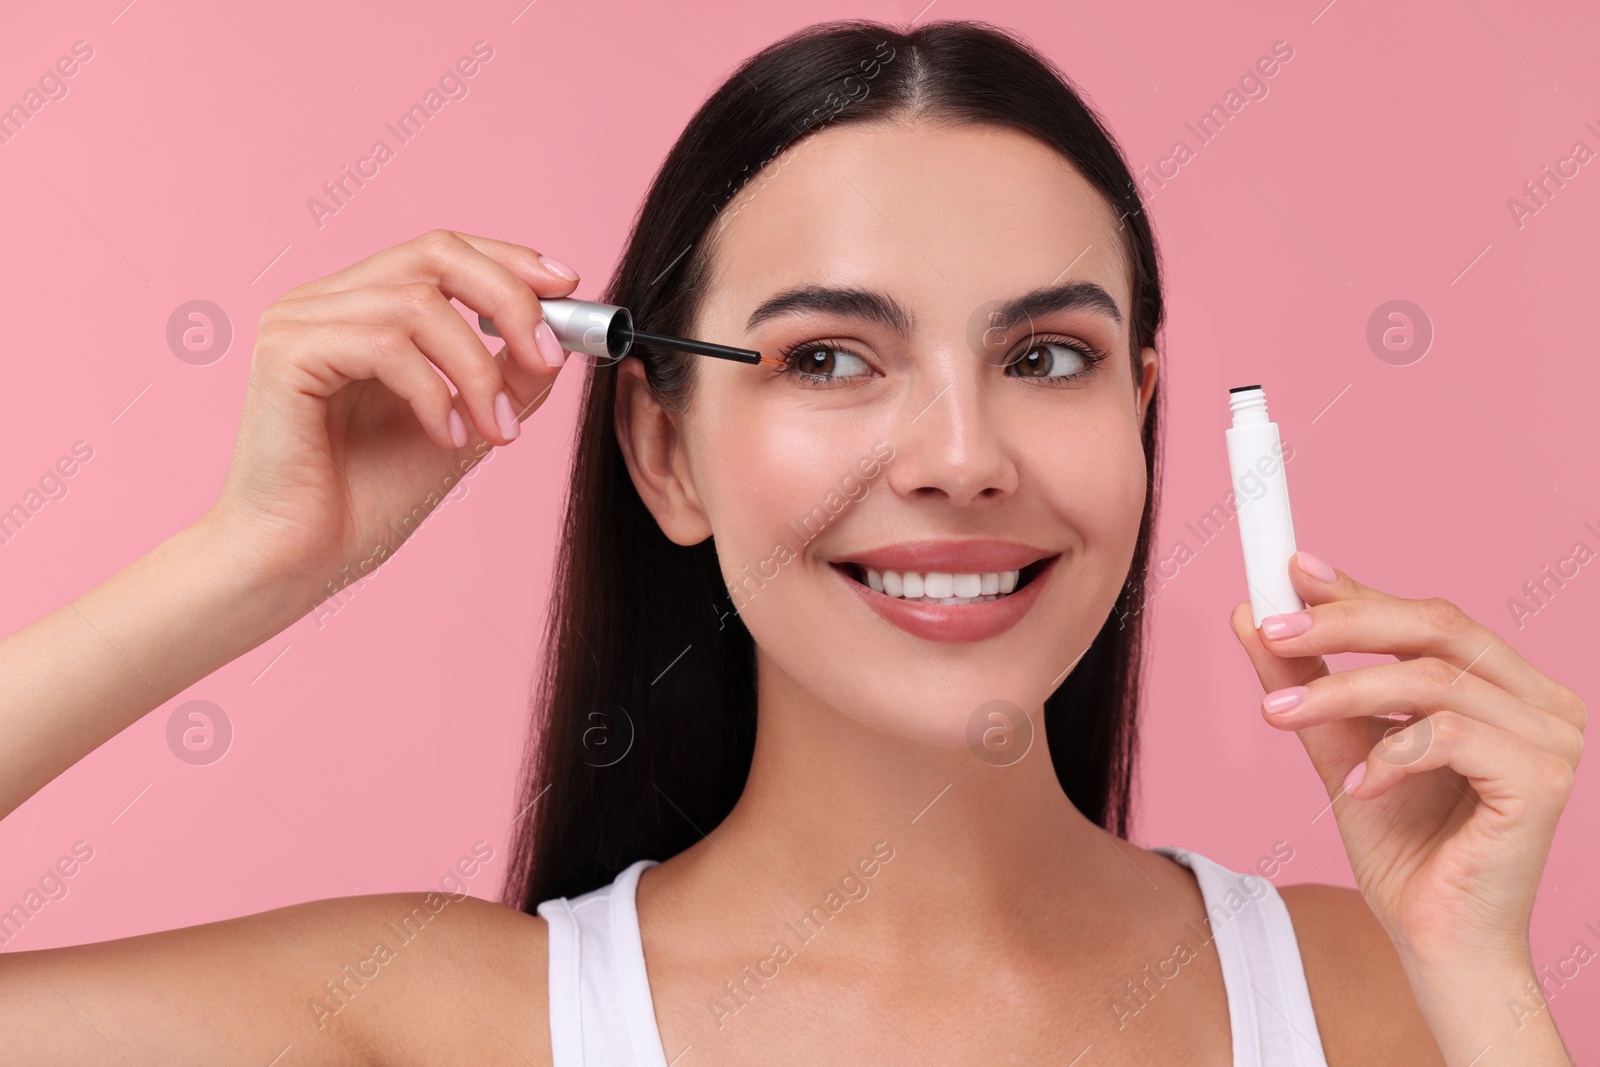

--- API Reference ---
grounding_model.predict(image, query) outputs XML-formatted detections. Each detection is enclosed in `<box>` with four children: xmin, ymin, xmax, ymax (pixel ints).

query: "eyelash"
<box><xmin>772</xmin><ymin>335</ymin><xmax>1110</xmax><ymax>387</ymax></box>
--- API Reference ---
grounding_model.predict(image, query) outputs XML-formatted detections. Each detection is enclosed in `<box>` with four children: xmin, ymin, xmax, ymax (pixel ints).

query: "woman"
<box><xmin>0</xmin><ymin>18</ymin><xmax>1583</xmax><ymax>1066</ymax></box>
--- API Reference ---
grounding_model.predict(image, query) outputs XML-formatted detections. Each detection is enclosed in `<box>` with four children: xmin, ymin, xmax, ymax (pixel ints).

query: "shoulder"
<box><xmin>1277</xmin><ymin>883</ymin><xmax>1445</xmax><ymax>1066</ymax></box>
<box><xmin>342</xmin><ymin>892</ymin><xmax>554</xmax><ymax>1067</ymax></box>
<box><xmin>0</xmin><ymin>889</ymin><xmax>552</xmax><ymax>1066</ymax></box>
<box><xmin>230</xmin><ymin>891</ymin><xmax>556</xmax><ymax>1067</ymax></box>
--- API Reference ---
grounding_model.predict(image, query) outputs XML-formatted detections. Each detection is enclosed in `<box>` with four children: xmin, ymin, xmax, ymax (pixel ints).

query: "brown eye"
<box><xmin>1007</xmin><ymin>341</ymin><xmax>1098</xmax><ymax>380</ymax></box>
<box><xmin>781</xmin><ymin>344</ymin><xmax>871</xmax><ymax>382</ymax></box>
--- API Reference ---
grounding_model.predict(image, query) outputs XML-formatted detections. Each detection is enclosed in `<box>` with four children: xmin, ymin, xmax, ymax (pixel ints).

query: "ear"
<box><xmin>613</xmin><ymin>357</ymin><xmax>713</xmax><ymax>547</ymax></box>
<box><xmin>1135</xmin><ymin>345</ymin><xmax>1159</xmax><ymax>428</ymax></box>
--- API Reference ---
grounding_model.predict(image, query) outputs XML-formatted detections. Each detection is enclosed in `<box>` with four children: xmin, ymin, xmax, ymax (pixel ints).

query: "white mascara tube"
<box><xmin>1226</xmin><ymin>385</ymin><xmax>1304</xmax><ymax>627</ymax></box>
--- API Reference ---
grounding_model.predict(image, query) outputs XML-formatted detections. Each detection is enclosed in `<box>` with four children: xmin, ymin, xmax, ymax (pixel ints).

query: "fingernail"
<box><xmin>1296</xmin><ymin>551</ymin><xmax>1337</xmax><ymax>583</ymax></box>
<box><xmin>1262</xmin><ymin>685</ymin><xmax>1308</xmax><ymax>715</ymax></box>
<box><xmin>494</xmin><ymin>391</ymin><xmax>520</xmax><ymax>441</ymax></box>
<box><xmin>1342</xmin><ymin>760</ymin><xmax>1367</xmax><ymax>796</ymax></box>
<box><xmin>539</xmin><ymin>254</ymin><xmax>579</xmax><ymax>281</ymax></box>
<box><xmin>1261</xmin><ymin>611</ymin><xmax>1313</xmax><ymax>640</ymax></box>
<box><xmin>448</xmin><ymin>408</ymin><xmax>468</xmax><ymax>448</ymax></box>
<box><xmin>534</xmin><ymin>318</ymin><xmax>566</xmax><ymax>368</ymax></box>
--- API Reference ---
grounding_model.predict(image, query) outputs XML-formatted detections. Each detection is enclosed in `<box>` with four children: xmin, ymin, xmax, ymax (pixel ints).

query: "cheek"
<box><xmin>1025</xmin><ymin>403</ymin><xmax>1148</xmax><ymax>592</ymax></box>
<box><xmin>701</xmin><ymin>407</ymin><xmax>879</xmax><ymax>600</ymax></box>
<box><xmin>1081</xmin><ymin>447</ymin><xmax>1148</xmax><ymax>542</ymax></box>
<box><xmin>1028</xmin><ymin>393</ymin><xmax>1147</xmax><ymax>518</ymax></box>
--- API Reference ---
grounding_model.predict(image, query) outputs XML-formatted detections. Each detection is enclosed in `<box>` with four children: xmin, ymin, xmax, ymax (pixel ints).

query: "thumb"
<box><xmin>1230</xmin><ymin>601</ymin><xmax>1364</xmax><ymax>789</ymax></box>
<box><xmin>1229</xmin><ymin>600</ymin><xmax>1329</xmax><ymax>693</ymax></box>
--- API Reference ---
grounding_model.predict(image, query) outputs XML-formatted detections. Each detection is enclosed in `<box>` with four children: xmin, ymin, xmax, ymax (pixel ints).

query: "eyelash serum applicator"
<box><xmin>478</xmin><ymin>299</ymin><xmax>782</xmax><ymax>365</ymax></box>
<box><xmin>1226</xmin><ymin>384</ymin><xmax>1305</xmax><ymax>627</ymax></box>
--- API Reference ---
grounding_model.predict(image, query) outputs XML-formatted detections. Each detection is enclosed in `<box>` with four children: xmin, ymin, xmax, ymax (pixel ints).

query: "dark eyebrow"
<box><xmin>745</xmin><ymin>285</ymin><xmax>913</xmax><ymax>336</ymax></box>
<box><xmin>995</xmin><ymin>280</ymin><xmax>1124</xmax><ymax>330</ymax></box>
<box><xmin>743</xmin><ymin>280</ymin><xmax>1123</xmax><ymax>336</ymax></box>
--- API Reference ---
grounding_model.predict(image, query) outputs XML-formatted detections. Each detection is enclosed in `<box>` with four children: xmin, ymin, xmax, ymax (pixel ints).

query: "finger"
<box><xmin>1258</xmin><ymin>657</ymin><xmax>1583</xmax><ymax>765</ymax></box>
<box><xmin>1232</xmin><ymin>598</ymin><xmax>1346</xmax><ymax>756</ymax></box>
<box><xmin>1231</xmin><ymin>599</ymin><xmax>1329</xmax><ymax>693</ymax></box>
<box><xmin>487</xmin><ymin>342</ymin><xmax>561</xmax><ymax>428</ymax></box>
<box><xmin>281</xmin><ymin>230</ymin><xmax>579</xmax><ymax>376</ymax></box>
<box><xmin>445</xmin><ymin>231</ymin><xmax>578</xmax><ymax>376</ymax></box>
<box><xmin>285</xmin><ymin>229</ymin><xmax>579</xmax><ymax>301</ymax></box>
<box><xmin>1232</xmin><ymin>600</ymin><xmax>1374</xmax><ymax>790</ymax></box>
<box><xmin>261</xmin><ymin>318</ymin><xmax>465</xmax><ymax>452</ymax></box>
<box><xmin>1260</xmin><ymin>551</ymin><xmax>1568</xmax><ymax>714</ymax></box>
<box><xmin>269</xmin><ymin>283</ymin><xmax>536</xmax><ymax>446</ymax></box>
<box><xmin>1344</xmin><ymin>710</ymin><xmax>1575</xmax><ymax>828</ymax></box>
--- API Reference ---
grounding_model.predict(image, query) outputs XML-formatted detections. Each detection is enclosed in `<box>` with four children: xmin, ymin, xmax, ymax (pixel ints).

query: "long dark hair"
<box><xmin>503</xmin><ymin>17</ymin><xmax>1165</xmax><ymax>908</ymax></box>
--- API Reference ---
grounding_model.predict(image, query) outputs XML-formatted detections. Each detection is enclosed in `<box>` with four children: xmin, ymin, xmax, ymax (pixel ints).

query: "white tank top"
<box><xmin>536</xmin><ymin>847</ymin><xmax>1328</xmax><ymax>1065</ymax></box>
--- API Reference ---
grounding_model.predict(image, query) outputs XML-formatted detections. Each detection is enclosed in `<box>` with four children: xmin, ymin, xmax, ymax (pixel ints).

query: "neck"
<box><xmin>672</xmin><ymin>648</ymin><xmax>1150</xmax><ymax>954</ymax></box>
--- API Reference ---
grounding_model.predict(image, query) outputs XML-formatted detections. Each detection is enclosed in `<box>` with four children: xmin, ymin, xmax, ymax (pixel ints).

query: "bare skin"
<box><xmin>0</xmin><ymin>117</ymin><xmax>1580</xmax><ymax>1065</ymax></box>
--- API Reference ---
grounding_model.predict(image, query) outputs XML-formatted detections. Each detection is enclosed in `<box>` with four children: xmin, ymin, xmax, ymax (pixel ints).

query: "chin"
<box><xmin>854</xmin><ymin>692</ymin><xmax>993</xmax><ymax>749</ymax></box>
<box><xmin>761</xmin><ymin>641</ymin><xmax>1057</xmax><ymax>752</ymax></box>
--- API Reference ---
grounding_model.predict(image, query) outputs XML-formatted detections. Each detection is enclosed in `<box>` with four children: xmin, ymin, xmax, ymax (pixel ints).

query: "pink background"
<box><xmin>3</xmin><ymin>0</ymin><xmax>1597</xmax><ymax>1053</ymax></box>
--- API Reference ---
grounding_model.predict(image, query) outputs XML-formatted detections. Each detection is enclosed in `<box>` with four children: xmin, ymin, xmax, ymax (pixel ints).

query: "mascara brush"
<box><xmin>478</xmin><ymin>299</ymin><xmax>782</xmax><ymax>366</ymax></box>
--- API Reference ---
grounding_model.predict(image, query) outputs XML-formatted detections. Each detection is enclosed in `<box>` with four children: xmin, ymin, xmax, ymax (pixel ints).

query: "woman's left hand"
<box><xmin>1229</xmin><ymin>551</ymin><xmax>1585</xmax><ymax>975</ymax></box>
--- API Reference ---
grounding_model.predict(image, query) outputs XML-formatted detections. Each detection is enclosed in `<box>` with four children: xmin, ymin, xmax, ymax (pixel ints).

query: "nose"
<box><xmin>882</xmin><ymin>358</ymin><xmax>1018</xmax><ymax>507</ymax></box>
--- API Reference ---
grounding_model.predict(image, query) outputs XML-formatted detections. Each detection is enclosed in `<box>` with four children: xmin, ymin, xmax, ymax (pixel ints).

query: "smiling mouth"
<box><xmin>829</xmin><ymin>556</ymin><xmax>1057</xmax><ymax>606</ymax></box>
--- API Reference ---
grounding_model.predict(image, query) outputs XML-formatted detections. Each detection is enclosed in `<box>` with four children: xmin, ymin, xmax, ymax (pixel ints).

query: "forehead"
<box><xmin>700</xmin><ymin>119</ymin><xmax>1132</xmax><ymax>334</ymax></box>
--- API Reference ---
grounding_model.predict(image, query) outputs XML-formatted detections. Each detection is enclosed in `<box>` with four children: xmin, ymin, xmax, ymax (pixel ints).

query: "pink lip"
<box><xmin>831</xmin><ymin>538</ymin><xmax>1055</xmax><ymax>573</ymax></box>
<box><xmin>831</xmin><ymin>553</ymin><xmax>1061</xmax><ymax>643</ymax></box>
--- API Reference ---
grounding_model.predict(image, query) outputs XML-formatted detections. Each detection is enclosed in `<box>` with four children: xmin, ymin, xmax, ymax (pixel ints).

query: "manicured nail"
<box><xmin>1296</xmin><ymin>551</ymin><xmax>1337</xmax><ymax>583</ymax></box>
<box><xmin>1261</xmin><ymin>611</ymin><xmax>1313</xmax><ymax>640</ymax></box>
<box><xmin>1262</xmin><ymin>686</ymin><xmax>1308</xmax><ymax>715</ymax></box>
<box><xmin>1342</xmin><ymin>760</ymin><xmax>1367</xmax><ymax>796</ymax></box>
<box><xmin>494</xmin><ymin>391</ymin><xmax>520</xmax><ymax>441</ymax></box>
<box><xmin>534</xmin><ymin>318</ymin><xmax>566</xmax><ymax>369</ymax></box>
<box><xmin>448</xmin><ymin>408</ymin><xmax>468</xmax><ymax>449</ymax></box>
<box><xmin>539</xmin><ymin>254</ymin><xmax>579</xmax><ymax>281</ymax></box>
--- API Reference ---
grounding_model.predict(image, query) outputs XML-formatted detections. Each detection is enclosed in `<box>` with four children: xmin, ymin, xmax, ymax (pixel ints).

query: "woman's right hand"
<box><xmin>202</xmin><ymin>229</ymin><xmax>580</xmax><ymax>608</ymax></box>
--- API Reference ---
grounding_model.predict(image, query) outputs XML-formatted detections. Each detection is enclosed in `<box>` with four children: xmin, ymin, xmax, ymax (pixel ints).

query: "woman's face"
<box><xmin>630</xmin><ymin>118</ymin><xmax>1157</xmax><ymax>747</ymax></box>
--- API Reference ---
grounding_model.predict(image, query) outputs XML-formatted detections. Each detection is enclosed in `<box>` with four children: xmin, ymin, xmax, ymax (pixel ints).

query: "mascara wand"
<box><xmin>478</xmin><ymin>298</ymin><xmax>782</xmax><ymax>366</ymax></box>
<box><xmin>628</xmin><ymin>327</ymin><xmax>782</xmax><ymax>364</ymax></box>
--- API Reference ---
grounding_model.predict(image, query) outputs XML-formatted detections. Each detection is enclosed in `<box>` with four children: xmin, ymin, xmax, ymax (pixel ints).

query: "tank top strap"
<box><xmin>536</xmin><ymin>858</ymin><xmax>668</xmax><ymax>1067</ymax></box>
<box><xmin>1153</xmin><ymin>846</ymin><xmax>1328</xmax><ymax>1067</ymax></box>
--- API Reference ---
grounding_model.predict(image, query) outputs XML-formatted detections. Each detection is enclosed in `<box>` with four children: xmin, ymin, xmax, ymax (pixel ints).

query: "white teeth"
<box><xmin>858</xmin><ymin>567</ymin><xmax>1024</xmax><ymax>602</ymax></box>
